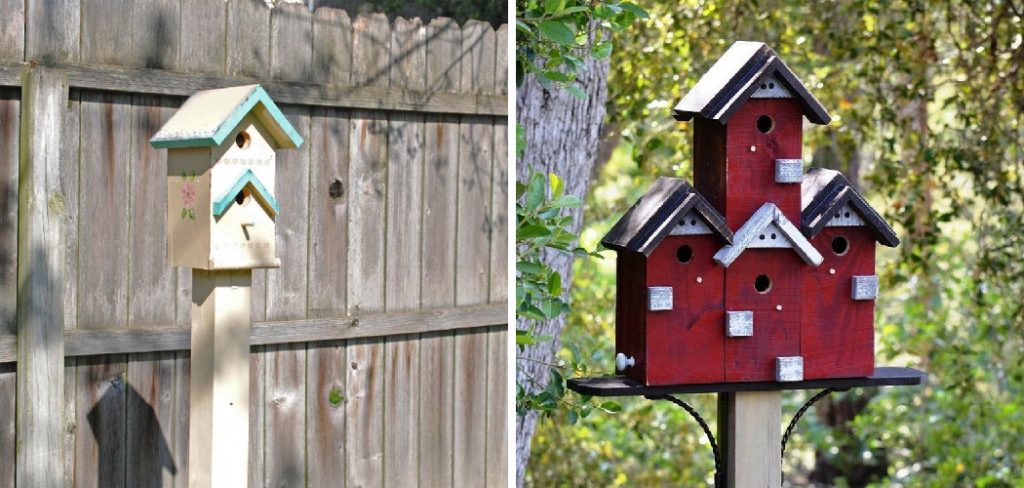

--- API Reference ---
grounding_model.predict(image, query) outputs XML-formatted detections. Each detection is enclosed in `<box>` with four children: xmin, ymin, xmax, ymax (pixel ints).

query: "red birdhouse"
<box><xmin>602</xmin><ymin>42</ymin><xmax>899</xmax><ymax>386</ymax></box>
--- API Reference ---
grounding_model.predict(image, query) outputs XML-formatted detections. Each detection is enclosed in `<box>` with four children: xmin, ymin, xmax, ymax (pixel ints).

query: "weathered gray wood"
<box><xmin>490</xmin><ymin>24</ymin><xmax>508</xmax><ymax>305</ymax></box>
<box><xmin>311</xmin><ymin>8</ymin><xmax>352</xmax><ymax>85</ymax></box>
<box><xmin>24</xmin><ymin>0</ymin><xmax>79</xmax><ymax>62</ymax></box>
<box><xmin>351</xmin><ymin>13</ymin><xmax>390</xmax><ymax>88</ymax></box>
<box><xmin>306</xmin><ymin>340</ymin><xmax>347</xmax><ymax>487</ymax></box>
<box><xmin>126</xmin><ymin>353</ymin><xmax>177</xmax><ymax>487</ymax></box>
<box><xmin>453</xmin><ymin>328</ymin><xmax>488</xmax><ymax>486</ymax></box>
<box><xmin>485</xmin><ymin>326</ymin><xmax>508</xmax><ymax>486</ymax></box>
<box><xmin>307</xmin><ymin>107</ymin><xmax>349</xmax><ymax>318</ymax></box>
<box><xmin>0</xmin><ymin>363</ymin><xmax>14</xmax><ymax>488</ymax></box>
<box><xmin>0</xmin><ymin>304</ymin><xmax>505</xmax><ymax>363</ymax></box>
<box><xmin>247</xmin><ymin>346</ymin><xmax>266</xmax><ymax>487</ymax></box>
<box><xmin>131</xmin><ymin>0</ymin><xmax>181</xmax><ymax>70</ymax></box>
<box><xmin>389</xmin><ymin>16</ymin><xmax>426</xmax><ymax>91</ymax></box>
<box><xmin>75</xmin><ymin>355</ymin><xmax>128</xmax><ymax>488</ymax></box>
<box><xmin>417</xmin><ymin>330</ymin><xmax>455</xmax><ymax>486</ymax></box>
<box><xmin>80</xmin><ymin>0</ymin><xmax>134</xmax><ymax>66</ymax></box>
<box><xmin>226</xmin><ymin>0</ymin><xmax>270</xmax><ymax>78</ymax></box>
<box><xmin>129</xmin><ymin>95</ymin><xmax>178</xmax><ymax>328</ymax></box>
<box><xmin>383</xmin><ymin>334</ymin><xmax>419</xmax><ymax>486</ymax></box>
<box><xmin>172</xmin><ymin>351</ymin><xmax>190</xmax><ymax>488</ymax></box>
<box><xmin>425</xmin><ymin>17</ymin><xmax>461</xmax><ymax>95</ymax></box>
<box><xmin>0</xmin><ymin>66</ymin><xmax>18</xmax><ymax>87</ymax></box>
<box><xmin>346</xmin><ymin>121</ymin><xmax>387</xmax><ymax>311</ymax></box>
<box><xmin>0</xmin><ymin>0</ymin><xmax>24</xmax><ymax>61</ymax></box>
<box><xmin>0</xmin><ymin>61</ymin><xmax>506</xmax><ymax>115</ymax></box>
<box><xmin>345</xmin><ymin>337</ymin><xmax>384</xmax><ymax>487</ymax></box>
<box><xmin>270</xmin><ymin>4</ymin><xmax>312</xmax><ymax>82</ymax></box>
<box><xmin>61</xmin><ymin>90</ymin><xmax>80</xmax><ymax>331</ymax></box>
<box><xmin>77</xmin><ymin>91</ymin><xmax>131</xmax><ymax>330</ymax></box>
<box><xmin>62</xmin><ymin>358</ymin><xmax>76</xmax><ymax>488</ymax></box>
<box><xmin>178</xmin><ymin>0</ymin><xmax>226</xmax><ymax>74</ymax></box>
<box><xmin>16</xmin><ymin>66</ymin><xmax>68</xmax><ymax>488</ymax></box>
<box><xmin>265</xmin><ymin>342</ymin><xmax>307</xmax><ymax>488</ymax></box>
<box><xmin>0</xmin><ymin>89</ymin><xmax>18</xmax><ymax>336</ymax></box>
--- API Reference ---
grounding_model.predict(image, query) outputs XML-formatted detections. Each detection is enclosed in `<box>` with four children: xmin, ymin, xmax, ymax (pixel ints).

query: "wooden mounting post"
<box><xmin>188</xmin><ymin>269</ymin><xmax>252</xmax><ymax>488</ymax></box>
<box><xmin>718</xmin><ymin>391</ymin><xmax>782</xmax><ymax>488</ymax></box>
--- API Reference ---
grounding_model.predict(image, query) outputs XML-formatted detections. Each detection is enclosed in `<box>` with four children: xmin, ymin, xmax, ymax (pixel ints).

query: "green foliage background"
<box><xmin>526</xmin><ymin>0</ymin><xmax>1024</xmax><ymax>486</ymax></box>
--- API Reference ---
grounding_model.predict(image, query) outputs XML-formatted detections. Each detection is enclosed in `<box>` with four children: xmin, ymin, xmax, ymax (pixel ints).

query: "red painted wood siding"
<box><xmin>615</xmin><ymin>251</ymin><xmax>648</xmax><ymax>383</ymax></box>
<box><xmin>724</xmin><ymin>249</ymin><xmax>804</xmax><ymax>381</ymax></box>
<box><xmin>801</xmin><ymin>226</ymin><xmax>876</xmax><ymax>379</ymax></box>
<box><xmin>644</xmin><ymin>236</ymin><xmax>725</xmax><ymax>385</ymax></box>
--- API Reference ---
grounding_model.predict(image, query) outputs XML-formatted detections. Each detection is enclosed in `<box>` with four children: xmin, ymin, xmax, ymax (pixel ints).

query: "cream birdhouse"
<box><xmin>150</xmin><ymin>84</ymin><xmax>303</xmax><ymax>269</ymax></box>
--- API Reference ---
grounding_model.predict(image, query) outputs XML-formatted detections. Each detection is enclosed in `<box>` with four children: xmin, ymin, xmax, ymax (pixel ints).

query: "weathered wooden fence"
<box><xmin>0</xmin><ymin>2</ymin><xmax>508</xmax><ymax>487</ymax></box>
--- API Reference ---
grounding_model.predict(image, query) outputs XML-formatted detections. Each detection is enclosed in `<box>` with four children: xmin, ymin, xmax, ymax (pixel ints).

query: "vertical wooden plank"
<box><xmin>16</xmin><ymin>66</ymin><xmax>68</xmax><ymax>488</ymax></box>
<box><xmin>226</xmin><ymin>0</ymin><xmax>271</xmax><ymax>78</ymax></box>
<box><xmin>0</xmin><ymin>0</ymin><xmax>24</xmax><ymax>61</ymax></box>
<box><xmin>724</xmin><ymin>391</ymin><xmax>782</xmax><ymax>488</ymax></box>
<box><xmin>179</xmin><ymin>0</ymin><xmax>226</xmax><ymax>74</ymax></box>
<box><xmin>308</xmin><ymin>107</ymin><xmax>349</xmax><ymax>318</ymax></box>
<box><xmin>311</xmin><ymin>8</ymin><xmax>352</xmax><ymax>85</ymax></box>
<box><xmin>346</xmin><ymin>16</ymin><xmax>389</xmax><ymax>487</ymax></box>
<box><xmin>418</xmin><ymin>17</ymin><xmax>460</xmax><ymax>488</ymax></box>
<box><xmin>270</xmin><ymin>3</ymin><xmax>313</xmax><ymax>82</ymax></box>
<box><xmin>382</xmin><ymin>17</ymin><xmax>425</xmax><ymax>486</ymax></box>
<box><xmin>489</xmin><ymin>23</ymin><xmax>508</xmax><ymax>306</ymax></box>
<box><xmin>77</xmin><ymin>91</ymin><xmax>131</xmax><ymax>331</ymax></box>
<box><xmin>0</xmin><ymin>363</ymin><xmax>15</xmax><ymax>488</ymax></box>
<box><xmin>25</xmin><ymin>0</ymin><xmax>79</xmax><ymax>62</ymax></box>
<box><xmin>80</xmin><ymin>0</ymin><xmax>134</xmax><ymax>66</ymax></box>
<box><xmin>485</xmin><ymin>326</ymin><xmax>508</xmax><ymax>486</ymax></box>
<box><xmin>172</xmin><ymin>352</ymin><xmax>190</xmax><ymax>488</ymax></box>
<box><xmin>75</xmin><ymin>356</ymin><xmax>128</xmax><ymax>488</ymax></box>
<box><xmin>247</xmin><ymin>346</ymin><xmax>266</xmax><ymax>488</ymax></box>
<box><xmin>264</xmin><ymin>343</ymin><xmax>306</xmax><ymax>488</ymax></box>
<box><xmin>131</xmin><ymin>0</ymin><xmax>181</xmax><ymax>69</ymax></box>
<box><xmin>306</xmin><ymin>341</ymin><xmax>346</xmax><ymax>487</ymax></box>
<box><xmin>129</xmin><ymin>95</ymin><xmax>178</xmax><ymax>328</ymax></box>
<box><xmin>126</xmin><ymin>353</ymin><xmax>177</xmax><ymax>488</ymax></box>
<box><xmin>452</xmin><ymin>21</ymin><xmax>494</xmax><ymax>487</ymax></box>
<box><xmin>61</xmin><ymin>91</ymin><xmax>80</xmax><ymax>331</ymax></box>
<box><xmin>63</xmin><ymin>358</ymin><xmax>77</xmax><ymax>488</ymax></box>
<box><xmin>0</xmin><ymin>89</ymin><xmax>18</xmax><ymax>336</ymax></box>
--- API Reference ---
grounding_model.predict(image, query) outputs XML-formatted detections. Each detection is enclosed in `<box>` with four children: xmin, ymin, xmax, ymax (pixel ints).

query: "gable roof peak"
<box><xmin>713</xmin><ymin>202</ymin><xmax>823</xmax><ymax>267</ymax></box>
<box><xmin>151</xmin><ymin>84</ymin><xmax>304</xmax><ymax>150</ymax></box>
<box><xmin>672</xmin><ymin>41</ymin><xmax>831</xmax><ymax>125</ymax></box>
<box><xmin>602</xmin><ymin>177</ymin><xmax>732</xmax><ymax>256</ymax></box>
<box><xmin>800</xmin><ymin>168</ymin><xmax>900</xmax><ymax>247</ymax></box>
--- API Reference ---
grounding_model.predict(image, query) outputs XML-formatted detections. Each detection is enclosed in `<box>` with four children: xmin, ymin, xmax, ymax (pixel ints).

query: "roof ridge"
<box><xmin>713</xmin><ymin>202</ymin><xmax>823</xmax><ymax>267</ymax></box>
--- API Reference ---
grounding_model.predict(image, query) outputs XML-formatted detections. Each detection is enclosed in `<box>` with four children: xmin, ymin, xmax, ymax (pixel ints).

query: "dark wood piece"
<box><xmin>567</xmin><ymin>366</ymin><xmax>926</xmax><ymax>397</ymax></box>
<box><xmin>801</xmin><ymin>168</ymin><xmax>900</xmax><ymax>247</ymax></box>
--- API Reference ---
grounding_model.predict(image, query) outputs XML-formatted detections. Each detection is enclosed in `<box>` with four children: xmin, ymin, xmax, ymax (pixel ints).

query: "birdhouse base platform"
<box><xmin>567</xmin><ymin>366</ymin><xmax>926</xmax><ymax>397</ymax></box>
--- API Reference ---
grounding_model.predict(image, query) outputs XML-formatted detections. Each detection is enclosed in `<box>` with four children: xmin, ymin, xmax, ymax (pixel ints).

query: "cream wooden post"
<box><xmin>188</xmin><ymin>269</ymin><xmax>252</xmax><ymax>488</ymax></box>
<box><xmin>719</xmin><ymin>391</ymin><xmax>783</xmax><ymax>488</ymax></box>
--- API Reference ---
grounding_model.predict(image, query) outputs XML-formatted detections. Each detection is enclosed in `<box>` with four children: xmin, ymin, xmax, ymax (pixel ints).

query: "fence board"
<box><xmin>78</xmin><ymin>91</ymin><xmax>131</xmax><ymax>331</ymax></box>
<box><xmin>311</xmin><ymin>8</ymin><xmax>352</xmax><ymax>85</ymax></box>
<box><xmin>63</xmin><ymin>358</ymin><xmax>76</xmax><ymax>488</ymax></box>
<box><xmin>62</xmin><ymin>91</ymin><xmax>80</xmax><ymax>331</ymax></box>
<box><xmin>226</xmin><ymin>0</ymin><xmax>271</xmax><ymax>78</ymax></box>
<box><xmin>452</xmin><ymin>21</ymin><xmax>494</xmax><ymax>487</ymax></box>
<box><xmin>346</xmin><ymin>116</ymin><xmax>387</xmax><ymax>311</ymax></box>
<box><xmin>24</xmin><ymin>0</ymin><xmax>79</xmax><ymax>63</ymax></box>
<box><xmin>0</xmin><ymin>363</ymin><xmax>13</xmax><ymax>488</ymax></box>
<box><xmin>306</xmin><ymin>341</ymin><xmax>347</xmax><ymax>487</ymax></box>
<box><xmin>0</xmin><ymin>89</ymin><xmax>17</xmax><ymax>336</ymax></box>
<box><xmin>80</xmin><ymin>0</ymin><xmax>134</xmax><ymax>67</ymax></box>
<box><xmin>178</xmin><ymin>0</ymin><xmax>226</xmax><ymax>75</ymax></box>
<box><xmin>131</xmin><ymin>0</ymin><xmax>181</xmax><ymax>70</ymax></box>
<box><xmin>485</xmin><ymin>326</ymin><xmax>508</xmax><ymax>485</ymax></box>
<box><xmin>490</xmin><ymin>24</ymin><xmax>508</xmax><ymax>305</ymax></box>
<box><xmin>125</xmin><ymin>352</ymin><xmax>177</xmax><ymax>487</ymax></box>
<box><xmin>270</xmin><ymin>4</ymin><xmax>313</xmax><ymax>82</ymax></box>
<box><xmin>129</xmin><ymin>95</ymin><xmax>178</xmax><ymax>328</ymax></box>
<box><xmin>0</xmin><ymin>0</ymin><xmax>24</xmax><ymax>62</ymax></box>
<box><xmin>75</xmin><ymin>355</ymin><xmax>128</xmax><ymax>488</ymax></box>
<box><xmin>265</xmin><ymin>343</ymin><xmax>307</xmax><ymax>487</ymax></box>
<box><xmin>345</xmin><ymin>337</ymin><xmax>384</xmax><ymax>487</ymax></box>
<box><xmin>172</xmin><ymin>352</ymin><xmax>190</xmax><ymax>488</ymax></box>
<box><xmin>248</xmin><ymin>346</ymin><xmax>266</xmax><ymax>487</ymax></box>
<box><xmin>308</xmin><ymin>107</ymin><xmax>349</xmax><ymax>318</ymax></box>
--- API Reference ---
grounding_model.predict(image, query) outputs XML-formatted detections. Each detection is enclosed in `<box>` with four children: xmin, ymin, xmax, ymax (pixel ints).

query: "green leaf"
<box><xmin>599</xmin><ymin>401</ymin><xmax>623</xmax><ymax>413</ymax></box>
<box><xmin>536</xmin><ymin>21</ymin><xmax>576</xmax><ymax>46</ymax></box>
<box><xmin>547</xmin><ymin>271</ymin><xmax>562</xmax><ymax>296</ymax></box>
<box><xmin>519</xmin><ymin>224</ymin><xmax>553</xmax><ymax>239</ymax></box>
<box><xmin>618</xmin><ymin>2</ymin><xmax>649</xmax><ymax>18</ymax></box>
<box><xmin>567</xmin><ymin>409</ymin><xmax>578</xmax><ymax>425</ymax></box>
<box><xmin>549</xmin><ymin>173</ymin><xmax>564</xmax><ymax>198</ymax></box>
<box><xmin>564</xmin><ymin>83</ymin><xmax>586</xmax><ymax>100</ymax></box>
<box><xmin>515</xmin><ymin>123</ymin><xmax>526</xmax><ymax>159</ymax></box>
<box><xmin>550</xmin><ymin>195</ymin><xmax>582</xmax><ymax>208</ymax></box>
<box><xmin>526</xmin><ymin>173</ymin><xmax>545</xmax><ymax>210</ymax></box>
<box><xmin>543</xmin><ymin>0</ymin><xmax>566</xmax><ymax>15</ymax></box>
<box><xmin>591</xmin><ymin>41</ymin><xmax>613</xmax><ymax>59</ymax></box>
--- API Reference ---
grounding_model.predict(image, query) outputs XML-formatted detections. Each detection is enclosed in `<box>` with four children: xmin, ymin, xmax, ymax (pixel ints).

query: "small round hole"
<box><xmin>844</xmin><ymin>211</ymin><xmax>851</xmax><ymax>218</ymax></box>
<box><xmin>690</xmin><ymin>219</ymin><xmax>697</xmax><ymax>226</ymax></box>
<box><xmin>754</xmin><ymin>274</ymin><xmax>772</xmax><ymax>293</ymax></box>
<box><xmin>235</xmin><ymin>189</ymin><xmax>251</xmax><ymax>206</ymax></box>
<box><xmin>759</xmin><ymin>234</ymin><xmax>766</xmax><ymax>240</ymax></box>
<box><xmin>756</xmin><ymin>115</ymin><xmax>774</xmax><ymax>134</ymax></box>
<box><xmin>769</xmin><ymin>82</ymin><xmax>775</xmax><ymax>89</ymax></box>
<box><xmin>676</xmin><ymin>245</ymin><xmax>693</xmax><ymax>264</ymax></box>
<box><xmin>760</xmin><ymin>83</ymin><xmax>767</xmax><ymax>89</ymax></box>
<box><xmin>831</xmin><ymin>235</ymin><xmax>849</xmax><ymax>256</ymax></box>
<box><xmin>771</xmin><ymin>233</ymin><xmax>777</xmax><ymax>239</ymax></box>
<box><xmin>235</xmin><ymin>131</ymin><xmax>251</xmax><ymax>149</ymax></box>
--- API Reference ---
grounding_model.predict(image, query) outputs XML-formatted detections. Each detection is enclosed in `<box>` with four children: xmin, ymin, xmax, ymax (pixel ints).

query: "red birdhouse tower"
<box><xmin>603</xmin><ymin>41</ymin><xmax>899</xmax><ymax>386</ymax></box>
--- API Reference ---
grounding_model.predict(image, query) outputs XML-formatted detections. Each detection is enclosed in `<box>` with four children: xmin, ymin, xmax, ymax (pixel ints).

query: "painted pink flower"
<box><xmin>181</xmin><ymin>181</ymin><xmax>196</xmax><ymax>209</ymax></box>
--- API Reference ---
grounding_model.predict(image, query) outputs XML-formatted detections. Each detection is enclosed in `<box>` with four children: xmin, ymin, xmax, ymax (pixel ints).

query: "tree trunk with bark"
<box><xmin>515</xmin><ymin>45</ymin><xmax>611</xmax><ymax>486</ymax></box>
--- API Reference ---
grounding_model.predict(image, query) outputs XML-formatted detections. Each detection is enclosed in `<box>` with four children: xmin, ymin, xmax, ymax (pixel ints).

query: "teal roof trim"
<box><xmin>151</xmin><ymin>85</ymin><xmax>304</xmax><ymax>149</ymax></box>
<box><xmin>213</xmin><ymin>169</ymin><xmax>280</xmax><ymax>218</ymax></box>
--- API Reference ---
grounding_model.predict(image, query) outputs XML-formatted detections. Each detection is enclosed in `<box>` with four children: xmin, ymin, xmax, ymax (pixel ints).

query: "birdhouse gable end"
<box><xmin>713</xmin><ymin>202</ymin><xmax>823</xmax><ymax>267</ymax></box>
<box><xmin>150</xmin><ymin>84</ymin><xmax>304</xmax><ymax>150</ymax></box>
<box><xmin>212</xmin><ymin>169</ymin><xmax>280</xmax><ymax>218</ymax></box>
<box><xmin>801</xmin><ymin>168</ymin><xmax>900</xmax><ymax>247</ymax></box>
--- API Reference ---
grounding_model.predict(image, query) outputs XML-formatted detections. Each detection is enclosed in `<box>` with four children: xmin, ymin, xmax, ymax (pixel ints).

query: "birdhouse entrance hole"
<box><xmin>234</xmin><ymin>188</ymin><xmax>252</xmax><ymax>206</ymax></box>
<box><xmin>831</xmin><ymin>235</ymin><xmax>849</xmax><ymax>255</ymax></box>
<box><xmin>754</xmin><ymin>274</ymin><xmax>772</xmax><ymax>293</ymax></box>
<box><xmin>236</xmin><ymin>131</ymin><xmax>251</xmax><ymax>149</ymax></box>
<box><xmin>756</xmin><ymin>115</ymin><xmax>774</xmax><ymax>134</ymax></box>
<box><xmin>676</xmin><ymin>245</ymin><xmax>693</xmax><ymax>263</ymax></box>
